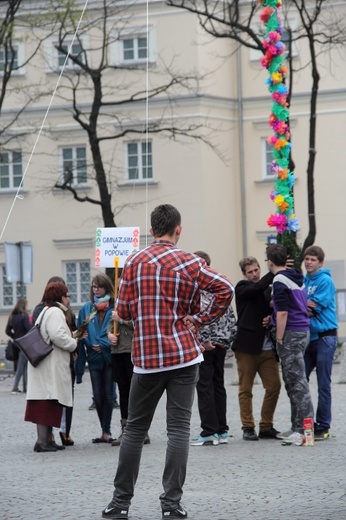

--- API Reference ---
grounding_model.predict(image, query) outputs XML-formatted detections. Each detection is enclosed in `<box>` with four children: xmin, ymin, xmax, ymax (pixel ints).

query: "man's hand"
<box><xmin>202</xmin><ymin>341</ymin><xmax>215</xmax><ymax>351</ymax></box>
<box><xmin>108</xmin><ymin>332</ymin><xmax>119</xmax><ymax>345</ymax></box>
<box><xmin>307</xmin><ymin>300</ymin><xmax>317</xmax><ymax>317</ymax></box>
<box><xmin>183</xmin><ymin>315</ymin><xmax>198</xmax><ymax>334</ymax></box>
<box><xmin>262</xmin><ymin>315</ymin><xmax>271</xmax><ymax>328</ymax></box>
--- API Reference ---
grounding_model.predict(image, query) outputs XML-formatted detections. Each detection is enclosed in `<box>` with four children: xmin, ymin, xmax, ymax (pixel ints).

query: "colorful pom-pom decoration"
<box><xmin>258</xmin><ymin>0</ymin><xmax>300</xmax><ymax>234</ymax></box>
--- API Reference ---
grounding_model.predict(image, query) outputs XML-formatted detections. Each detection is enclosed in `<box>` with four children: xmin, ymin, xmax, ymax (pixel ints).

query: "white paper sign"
<box><xmin>95</xmin><ymin>227</ymin><xmax>140</xmax><ymax>268</ymax></box>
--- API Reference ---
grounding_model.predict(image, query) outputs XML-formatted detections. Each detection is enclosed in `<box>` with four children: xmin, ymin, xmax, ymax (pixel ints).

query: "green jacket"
<box><xmin>108</xmin><ymin>320</ymin><xmax>134</xmax><ymax>354</ymax></box>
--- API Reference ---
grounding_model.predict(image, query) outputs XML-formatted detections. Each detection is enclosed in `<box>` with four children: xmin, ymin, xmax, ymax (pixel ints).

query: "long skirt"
<box><xmin>25</xmin><ymin>399</ymin><xmax>63</xmax><ymax>428</ymax></box>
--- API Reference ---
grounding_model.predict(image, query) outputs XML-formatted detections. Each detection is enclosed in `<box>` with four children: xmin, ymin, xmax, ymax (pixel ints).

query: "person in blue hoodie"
<box><xmin>266</xmin><ymin>244</ymin><xmax>314</xmax><ymax>443</ymax></box>
<box><xmin>303</xmin><ymin>246</ymin><xmax>338</xmax><ymax>440</ymax></box>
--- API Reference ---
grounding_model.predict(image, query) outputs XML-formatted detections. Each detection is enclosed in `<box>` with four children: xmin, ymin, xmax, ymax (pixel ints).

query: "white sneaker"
<box><xmin>190</xmin><ymin>434</ymin><xmax>219</xmax><ymax>446</ymax></box>
<box><xmin>276</xmin><ymin>429</ymin><xmax>294</xmax><ymax>440</ymax></box>
<box><xmin>218</xmin><ymin>432</ymin><xmax>228</xmax><ymax>444</ymax></box>
<box><xmin>281</xmin><ymin>432</ymin><xmax>304</xmax><ymax>446</ymax></box>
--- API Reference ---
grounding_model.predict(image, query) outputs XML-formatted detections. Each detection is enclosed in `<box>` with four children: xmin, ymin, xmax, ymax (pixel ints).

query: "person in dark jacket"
<box><xmin>232</xmin><ymin>256</ymin><xmax>281</xmax><ymax>441</ymax></box>
<box><xmin>190</xmin><ymin>251</ymin><xmax>237</xmax><ymax>446</ymax></box>
<box><xmin>6</xmin><ymin>298</ymin><xmax>32</xmax><ymax>393</ymax></box>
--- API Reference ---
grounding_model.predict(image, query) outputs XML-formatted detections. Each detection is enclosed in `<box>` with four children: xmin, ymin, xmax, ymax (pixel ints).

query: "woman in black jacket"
<box><xmin>6</xmin><ymin>298</ymin><xmax>32</xmax><ymax>393</ymax></box>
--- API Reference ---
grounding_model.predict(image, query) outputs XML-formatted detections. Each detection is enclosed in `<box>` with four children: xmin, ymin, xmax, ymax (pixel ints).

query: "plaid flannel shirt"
<box><xmin>116</xmin><ymin>240</ymin><xmax>234</xmax><ymax>370</ymax></box>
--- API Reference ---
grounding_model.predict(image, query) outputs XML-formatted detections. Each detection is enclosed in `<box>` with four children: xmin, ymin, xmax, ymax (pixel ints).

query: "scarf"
<box><xmin>93</xmin><ymin>294</ymin><xmax>111</xmax><ymax>312</ymax></box>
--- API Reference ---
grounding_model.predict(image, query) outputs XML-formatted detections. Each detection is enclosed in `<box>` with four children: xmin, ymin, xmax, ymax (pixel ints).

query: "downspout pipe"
<box><xmin>237</xmin><ymin>41</ymin><xmax>247</xmax><ymax>257</ymax></box>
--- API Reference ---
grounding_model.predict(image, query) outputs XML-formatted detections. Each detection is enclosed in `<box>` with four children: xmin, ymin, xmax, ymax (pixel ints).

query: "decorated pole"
<box><xmin>258</xmin><ymin>0</ymin><xmax>300</xmax><ymax>257</ymax></box>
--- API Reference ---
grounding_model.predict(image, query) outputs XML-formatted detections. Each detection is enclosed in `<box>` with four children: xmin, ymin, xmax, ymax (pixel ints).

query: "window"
<box><xmin>63</xmin><ymin>261</ymin><xmax>90</xmax><ymax>306</ymax></box>
<box><xmin>123</xmin><ymin>37</ymin><xmax>148</xmax><ymax>62</ymax></box>
<box><xmin>281</xmin><ymin>28</ymin><xmax>298</xmax><ymax>58</ymax></box>
<box><xmin>111</xmin><ymin>26</ymin><xmax>156</xmax><ymax>66</ymax></box>
<box><xmin>250</xmin><ymin>21</ymin><xmax>298</xmax><ymax>61</ymax></box>
<box><xmin>44</xmin><ymin>36</ymin><xmax>87</xmax><ymax>72</ymax></box>
<box><xmin>0</xmin><ymin>151</ymin><xmax>23</xmax><ymax>189</ymax></box>
<box><xmin>126</xmin><ymin>141</ymin><xmax>153</xmax><ymax>181</ymax></box>
<box><xmin>60</xmin><ymin>146</ymin><xmax>87</xmax><ymax>185</ymax></box>
<box><xmin>0</xmin><ymin>42</ymin><xmax>25</xmax><ymax>75</ymax></box>
<box><xmin>0</xmin><ymin>47</ymin><xmax>18</xmax><ymax>72</ymax></box>
<box><xmin>262</xmin><ymin>138</ymin><xmax>274</xmax><ymax>178</ymax></box>
<box><xmin>58</xmin><ymin>42</ymin><xmax>84</xmax><ymax>69</ymax></box>
<box><xmin>0</xmin><ymin>265</ymin><xmax>26</xmax><ymax>309</ymax></box>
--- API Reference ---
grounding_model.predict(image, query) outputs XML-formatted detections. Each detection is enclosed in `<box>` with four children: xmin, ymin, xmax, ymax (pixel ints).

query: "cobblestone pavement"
<box><xmin>1</xmin><ymin>360</ymin><xmax>346</xmax><ymax>520</ymax></box>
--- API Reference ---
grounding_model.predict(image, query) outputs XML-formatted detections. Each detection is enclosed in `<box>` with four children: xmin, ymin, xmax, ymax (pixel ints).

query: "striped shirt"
<box><xmin>116</xmin><ymin>240</ymin><xmax>234</xmax><ymax>370</ymax></box>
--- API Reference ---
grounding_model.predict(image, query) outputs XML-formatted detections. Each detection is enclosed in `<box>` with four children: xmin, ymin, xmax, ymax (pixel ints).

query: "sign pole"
<box><xmin>113</xmin><ymin>256</ymin><xmax>120</xmax><ymax>335</ymax></box>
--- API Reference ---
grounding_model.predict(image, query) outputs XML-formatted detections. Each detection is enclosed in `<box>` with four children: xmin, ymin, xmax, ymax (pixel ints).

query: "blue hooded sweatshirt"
<box><xmin>304</xmin><ymin>268</ymin><xmax>338</xmax><ymax>341</ymax></box>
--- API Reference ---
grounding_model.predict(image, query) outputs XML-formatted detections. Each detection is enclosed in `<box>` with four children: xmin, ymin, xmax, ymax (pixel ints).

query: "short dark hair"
<box><xmin>90</xmin><ymin>273</ymin><xmax>114</xmax><ymax>302</ymax></box>
<box><xmin>44</xmin><ymin>281</ymin><xmax>69</xmax><ymax>305</ymax></box>
<box><xmin>150</xmin><ymin>204</ymin><xmax>181</xmax><ymax>238</ymax></box>
<box><xmin>239</xmin><ymin>257</ymin><xmax>259</xmax><ymax>274</ymax></box>
<box><xmin>304</xmin><ymin>245</ymin><xmax>325</xmax><ymax>262</ymax></box>
<box><xmin>194</xmin><ymin>250</ymin><xmax>211</xmax><ymax>266</ymax></box>
<box><xmin>266</xmin><ymin>244</ymin><xmax>287</xmax><ymax>266</ymax></box>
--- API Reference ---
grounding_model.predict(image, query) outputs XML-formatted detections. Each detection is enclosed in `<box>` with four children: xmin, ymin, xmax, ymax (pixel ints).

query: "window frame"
<box><xmin>62</xmin><ymin>260</ymin><xmax>91</xmax><ymax>307</ymax></box>
<box><xmin>0</xmin><ymin>41</ymin><xmax>26</xmax><ymax>76</ymax></box>
<box><xmin>59</xmin><ymin>145</ymin><xmax>88</xmax><ymax>187</ymax></box>
<box><xmin>250</xmin><ymin>20</ymin><xmax>298</xmax><ymax>62</ymax></box>
<box><xmin>0</xmin><ymin>150</ymin><xmax>23</xmax><ymax>190</ymax></box>
<box><xmin>261</xmin><ymin>138</ymin><xmax>274</xmax><ymax>179</ymax></box>
<box><xmin>0</xmin><ymin>265</ymin><xmax>26</xmax><ymax>310</ymax></box>
<box><xmin>44</xmin><ymin>36</ymin><xmax>88</xmax><ymax>73</ymax></box>
<box><xmin>125</xmin><ymin>140</ymin><xmax>153</xmax><ymax>182</ymax></box>
<box><xmin>57</xmin><ymin>41</ymin><xmax>85</xmax><ymax>70</ymax></box>
<box><xmin>111</xmin><ymin>25</ymin><xmax>157</xmax><ymax>66</ymax></box>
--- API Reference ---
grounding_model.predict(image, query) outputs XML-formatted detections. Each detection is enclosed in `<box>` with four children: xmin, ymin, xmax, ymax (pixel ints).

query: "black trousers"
<box><xmin>196</xmin><ymin>347</ymin><xmax>228</xmax><ymax>436</ymax></box>
<box><xmin>111</xmin><ymin>353</ymin><xmax>133</xmax><ymax>420</ymax></box>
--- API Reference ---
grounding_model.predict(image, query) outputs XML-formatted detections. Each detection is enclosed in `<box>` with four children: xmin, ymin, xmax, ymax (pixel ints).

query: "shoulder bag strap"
<box><xmin>36</xmin><ymin>307</ymin><xmax>50</xmax><ymax>331</ymax></box>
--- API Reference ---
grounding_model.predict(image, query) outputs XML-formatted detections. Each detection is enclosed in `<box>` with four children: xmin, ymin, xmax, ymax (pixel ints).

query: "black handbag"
<box><xmin>5</xmin><ymin>339</ymin><xmax>18</xmax><ymax>362</ymax></box>
<box><xmin>15</xmin><ymin>308</ymin><xmax>53</xmax><ymax>368</ymax></box>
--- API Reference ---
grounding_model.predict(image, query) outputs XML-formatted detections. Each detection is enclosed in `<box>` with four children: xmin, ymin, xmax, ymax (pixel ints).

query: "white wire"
<box><xmin>145</xmin><ymin>0</ymin><xmax>149</xmax><ymax>247</ymax></box>
<box><xmin>0</xmin><ymin>0</ymin><xmax>90</xmax><ymax>242</ymax></box>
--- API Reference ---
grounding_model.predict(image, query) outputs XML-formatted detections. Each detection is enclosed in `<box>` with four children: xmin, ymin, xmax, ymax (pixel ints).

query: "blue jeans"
<box><xmin>13</xmin><ymin>351</ymin><xmax>28</xmax><ymax>391</ymax></box>
<box><xmin>110</xmin><ymin>364</ymin><xmax>199</xmax><ymax>511</ymax></box>
<box><xmin>304</xmin><ymin>336</ymin><xmax>337</xmax><ymax>431</ymax></box>
<box><xmin>89</xmin><ymin>364</ymin><xmax>114</xmax><ymax>435</ymax></box>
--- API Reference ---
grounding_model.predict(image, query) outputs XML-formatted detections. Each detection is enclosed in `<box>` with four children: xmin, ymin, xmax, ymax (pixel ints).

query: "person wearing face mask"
<box><xmin>75</xmin><ymin>273</ymin><xmax>115</xmax><ymax>443</ymax></box>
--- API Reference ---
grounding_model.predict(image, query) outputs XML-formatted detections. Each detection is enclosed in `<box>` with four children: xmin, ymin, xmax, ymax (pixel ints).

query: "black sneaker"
<box><xmin>314</xmin><ymin>430</ymin><xmax>330</xmax><ymax>441</ymax></box>
<box><xmin>102</xmin><ymin>503</ymin><xmax>128</xmax><ymax>519</ymax></box>
<box><xmin>243</xmin><ymin>428</ymin><xmax>259</xmax><ymax>441</ymax></box>
<box><xmin>162</xmin><ymin>506</ymin><xmax>188</xmax><ymax>518</ymax></box>
<box><xmin>258</xmin><ymin>427</ymin><xmax>281</xmax><ymax>439</ymax></box>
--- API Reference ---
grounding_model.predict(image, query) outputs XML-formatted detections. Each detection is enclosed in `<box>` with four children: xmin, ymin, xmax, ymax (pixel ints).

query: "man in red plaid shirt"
<box><xmin>103</xmin><ymin>204</ymin><xmax>234</xmax><ymax>520</ymax></box>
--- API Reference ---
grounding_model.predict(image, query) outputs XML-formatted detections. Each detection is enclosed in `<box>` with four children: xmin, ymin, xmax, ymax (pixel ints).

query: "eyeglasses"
<box><xmin>64</xmin><ymin>293</ymin><xmax>70</xmax><ymax>298</ymax></box>
<box><xmin>92</xmin><ymin>285</ymin><xmax>101</xmax><ymax>290</ymax></box>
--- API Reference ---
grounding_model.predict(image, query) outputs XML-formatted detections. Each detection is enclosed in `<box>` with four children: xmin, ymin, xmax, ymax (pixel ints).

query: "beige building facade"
<box><xmin>0</xmin><ymin>0</ymin><xmax>345</xmax><ymax>338</ymax></box>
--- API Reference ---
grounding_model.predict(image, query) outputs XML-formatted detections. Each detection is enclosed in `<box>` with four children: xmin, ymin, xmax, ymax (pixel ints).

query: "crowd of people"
<box><xmin>4</xmin><ymin>204</ymin><xmax>339</xmax><ymax>520</ymax></box>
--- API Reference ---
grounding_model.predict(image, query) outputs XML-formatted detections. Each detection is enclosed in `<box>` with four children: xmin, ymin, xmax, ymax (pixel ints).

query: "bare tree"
<box><xmin>47</xmin><ymin>0</ymin><xmax>214</xmax><ymax>228</ymax></box>
<box><xmin>167</xmin><ymin>0</ymin><xmax>346</xmax><ymax>263</ymax></box>
<box><xmin>0</xmin><ymin>0</ymin><xmax>47</xmax><ymax>145</ymax></box>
